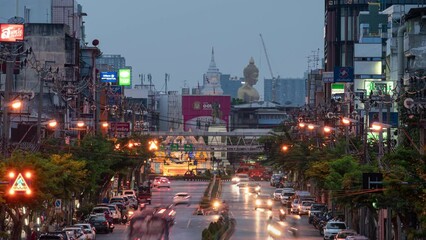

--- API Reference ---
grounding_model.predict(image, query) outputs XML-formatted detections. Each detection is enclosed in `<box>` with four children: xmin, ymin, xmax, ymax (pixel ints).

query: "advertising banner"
<box><xmin>0</xmin><ymin>24</ymin><xmax>24</xmax><ymax>42</ymax></box>
<box><xmin>182</xmin><ymin>95</ymin><xmax>231</xmax><ymax>131</ymax></box>
<box><xmin>334</xmin><ymin>67</ymin><xmax>354</xmax><ymax>83</ymax></box>
<box><xmin>119</xmin><ymin>69</ymin><xmax>131</xmax><ymax>86</ymax></box>
<box><xmin>100</xmin><ymin>71</ymin><xmax>117</xmax><ymax>83</ymax></box>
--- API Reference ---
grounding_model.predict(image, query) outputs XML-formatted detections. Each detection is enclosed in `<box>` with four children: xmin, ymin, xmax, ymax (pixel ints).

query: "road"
<box><xmin>221</xmin><ymin>181</ymin><xmax>323</xmax><ymax>240</ymax></box>
<box><xmin>96</xmin><ymin>180</ymin><xmax>214</xmax><ymax>240</ymax></box>
<box><xmin>96</xmin><ymin>180</ymin><xmax>324</xmax><ymax>240</ymax></box>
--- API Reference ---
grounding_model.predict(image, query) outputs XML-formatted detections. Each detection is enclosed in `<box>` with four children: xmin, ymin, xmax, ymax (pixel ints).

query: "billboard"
<box><xmin>0</xmin><ymin>24</ymin><xmax>24</xmax><ymax>42</ymax></box>
<box><xmin>334</xmin><ymin>67</ymin><xmax>354</xmax><ymax>83</ymax></box>
<box><xmin>119</xmin><ymin>69</ymin><xmax>131</xmax><ymax>86</ymax></box>
<box><xmin>182</xmin><ymin>95</ymin><xmax>231</xmax><ymax>131</ymax></box>
<box><xmin>100</xmin><ymin>71</ymin><xmax>117</xmax><ymax>83</ymax></box>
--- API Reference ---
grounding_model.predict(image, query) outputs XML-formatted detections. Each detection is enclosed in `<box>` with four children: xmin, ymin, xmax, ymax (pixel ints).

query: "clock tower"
<box><xmin>201</xmin><ymin>47</ymin><xmax>224</xmax><ymax>95</ymax></box>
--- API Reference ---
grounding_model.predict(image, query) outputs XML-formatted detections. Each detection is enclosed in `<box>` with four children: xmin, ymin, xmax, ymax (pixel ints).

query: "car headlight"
<box><xmin>255</xmin><ymin>200</ymin><xmax>261</xmax><ymax>205</ymax></box>
<box><xmin>267</xmin><ymin>200</ymin><xmax>273</xmax><ymax>206</ymax></box>
<box><xmin>255</xmin><ymin>186</ymin><xmax>260</xmax><ymax>191</ymax></box>
<box><xmin>213</xmin><ymin>201</ymin><xmax>220</xmax><ymax>208</ymax></box>
<box><xmin>267</xmin><ymin>224</ymin><xmax>281</xmax><ymax>236</ymax></box>
<box><xmin>232</xmin><ymin>177</ymin><xmax>240</xmax><ymax>182</ymax></box>
<box><xmin>280</xmin><ymin>209</ymin><xmax>286</xmax><ymax>214</ymax></box>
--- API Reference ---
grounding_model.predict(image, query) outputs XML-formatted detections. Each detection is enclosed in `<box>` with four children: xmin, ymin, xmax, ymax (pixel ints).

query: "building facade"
<box><xmin>264</xmin><ymin>77</ymin><xmax>306</xmax><ymax>107</ymax></box>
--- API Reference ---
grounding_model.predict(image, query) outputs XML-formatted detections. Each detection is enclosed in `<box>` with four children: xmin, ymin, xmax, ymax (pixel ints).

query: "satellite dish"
<box><xmin>327</xmin><ymin>112</ymin><xmax>335</xmax><ymax>118</ymax></box>
<box><xmin>404</xmin><ymin>98</ymin><xmax>415</xmax><ymax>109</ymax></box>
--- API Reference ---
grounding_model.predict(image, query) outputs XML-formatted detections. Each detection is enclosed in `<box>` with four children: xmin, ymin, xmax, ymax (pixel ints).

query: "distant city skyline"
<box><xmin>78</xmin><ymin>0</ymin><xmax>324</xmax><ymax>98</ymax></box>
<box><xmin>0</xmin><ymin>0</ymin><xmax>325</xmax><ymax>98</ymax></box>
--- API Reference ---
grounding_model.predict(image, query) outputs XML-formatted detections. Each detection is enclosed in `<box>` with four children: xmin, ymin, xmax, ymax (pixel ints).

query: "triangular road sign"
<box><xmin>10</xmin><ymin>173</ymin><xmax>30</xmax><ymax>194</ymax></box>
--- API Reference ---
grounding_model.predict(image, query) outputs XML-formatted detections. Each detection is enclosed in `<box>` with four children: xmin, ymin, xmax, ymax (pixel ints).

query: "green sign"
<box><xmin>184</xmin><ymin>144</ymin><xmax>193</xmax><ymax>152</ymax></box>
<box><xmin>170</xmin><ymin>144</ymin><xmax>179</xmax><ymax>151</ymax></box>
<box><xmin>118</xmin><ymin>69</ymin><xmax>131</xmax><ymax>86</ymax></box>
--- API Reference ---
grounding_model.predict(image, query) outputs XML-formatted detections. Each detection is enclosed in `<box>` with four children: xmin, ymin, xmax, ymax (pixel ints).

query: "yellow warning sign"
<box><xmin>10</xmin><ymin>173</ymin><xmax>30</xmax><ymax>194</ymax></box>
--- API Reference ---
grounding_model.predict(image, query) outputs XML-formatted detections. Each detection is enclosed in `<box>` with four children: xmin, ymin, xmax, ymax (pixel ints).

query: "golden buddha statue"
<box><xmin>238</xmin><ymin>57</ymin><xmax>260</xmax><ymax>102</ymax></box>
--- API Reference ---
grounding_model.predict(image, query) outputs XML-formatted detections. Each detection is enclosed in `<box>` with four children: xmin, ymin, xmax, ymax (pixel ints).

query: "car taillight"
<box><xmin>102</xmin><ymin>221</ymin><xmax>108</xmax><ymax>225</ymax></box>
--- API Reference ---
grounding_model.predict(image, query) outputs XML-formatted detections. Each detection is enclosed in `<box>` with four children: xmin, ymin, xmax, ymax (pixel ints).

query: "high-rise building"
<box><xmin>264</xmin><ymin>78</ymin><xmax>305</xmax><ymax>107</ymax></box>
<box><xmin>323</xmin><ymin>0</ymin><xmax>425</xmax><ymax>102</ymax></box>
<box><xmin>220</xmin><ymin>74</ymin><xmax>242</xmax><ymax>100</ymax></box>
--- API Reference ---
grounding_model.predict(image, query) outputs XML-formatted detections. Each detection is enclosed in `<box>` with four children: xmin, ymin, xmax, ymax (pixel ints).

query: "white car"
<box><xmin>107</xmin><ymin>204</ymin><xmax>122</xmax><ymax>223</ymax></box>
<box><xmin>298</xmin><ymin>200</ymin><xmax>314</xmax><ymax>215</ymax></box>
<box><xmin>273</xmin><ymin>188</ymin><xmax>283</xmax><ymax>201</ymax></box>
<box><xmin>155</xmin><ymin>177</ymin><xmax>171</xmax><ymax>188</ymax></box>
<box><xmin>323</xmin><ymin>221</ymin><xmax>347</xmax><ymax>240</ymax></box>
<box><xmin>232</xmin><ymin>174</ymin><xmax>250</xmax><ymax>184</ymax></box>
<box><xmin>74</xmin><ymin>223</ymin><xmax>96</xmax><ymax>240</ymax></box>
<box><xmin>122</xmin><ymin>189</ymin><xmax>136</xmax><ymax>196</ymax></box>
<box><xmin>290</xmin><ymin>199</ymin><xmax>300</xmax><ymax>213</ymax></box>
<box><xmin>63</xmin><ymin>226</ymin><xmax>88</xmax><ymax>240</ymax></box>
<box><xmin>173</xmin><ymin>192</ymin><xmax>191</xmax><ymax>205</ymax></box>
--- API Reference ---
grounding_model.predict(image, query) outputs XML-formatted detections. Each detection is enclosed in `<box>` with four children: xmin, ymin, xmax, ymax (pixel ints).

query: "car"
<box><xmin>254</xmin><ymin>194</ymin><xmax>273</xmax><ymax>210</ymax></box>
<box><xmin>269</xmin><ymin>174</ymin><xmax>283</xmax><ymax>186</ymax></box>
<box><xmin>107</xmin><ymin>204</ymin><xmax>122</xmax><ymax>223</ymax></box>
<box><xmin>323</xmin><ymin>221</ymin><xmax>347</xmax><ymax>240</ymax></box>
<box><xmin>290</xmin><ymin>199</ymin><xmax>301</xmax><ymax>214</ymax></box>
<box><xmin>173</xmin><ymin>192</ymin><xmax>191</xmax><ymax>205</ymax></box>
<box><xmin>246</xmin><ymin>182</ymin><xmax>261</xmax><ymax>194</ymax></box>
<box><xmin>345</xmin><ymin>235</ymin><xmax>369</xmax><ymax>240</ymax></box>
<box><xmin>62</xmin><ymin>226</ymin><xmax>87</xmax><ymax>240</ymax></box>
<box><xmin>308</xmin><ymin>203</ymin><xmax>327</xmax><ymax>224</ymax></box>
<box><xmin>273</xmin><ymin>188</ymin><xmax>283</xmax><ymax>200</ymax></box>
<box><xmin>87</xmin><ymin>215</ymin><xmax>111</xmax><ymax>234</ymax></box>
<box><xmin>38</xmin><ymin>232</ymin><xmax>70</xmax><ymax>240</ymax></box>
<box><xmin>73</xmin><ymin>223</ymin><xmax>96</xmax><ymax>240</ymax></box>
<box><xmin>334</xmin><ymin>229</ymin><xmax>357</xmax><ymax>240</ymax></box>
<box><xmin>279</xmin><ymin>188</ymin><xmax>295</xmax><ymax>205</ymax></box>
<box><xmin>298</xmin><ymin>200</ymin><xmax>314</xmax><ymax>215</ymax></box>
<box><xmin>110</xmin><ymin>196</ymin><xmax>131</xmax><ymax>208</ymax></box>
<box><xmin>122</xmin><ymin>189</ymin><xmax>136</xmax><ymax>197</ymax></box>
<box><xmin>155</xmin><ymin>177</ymin><xmax>171</xmax><ymax>188</ymax></box>
<box><xmin>125</xmin><ymin>195</ymin><xmax>139</xmax><ymax>209</ymax></box>
<box><xmin>232</xmin><ymin>173</ymin><xmax>250</xmax><ymax>184</ymax></box>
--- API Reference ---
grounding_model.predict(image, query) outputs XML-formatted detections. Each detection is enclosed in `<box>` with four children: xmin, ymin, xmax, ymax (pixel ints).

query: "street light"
<box><xmin>13</xmin><ymin>120</ymin><xmax>58</xmax><ymax>152</ymax></box>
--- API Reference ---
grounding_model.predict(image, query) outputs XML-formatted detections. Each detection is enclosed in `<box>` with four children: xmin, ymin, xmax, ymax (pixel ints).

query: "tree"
<box><xmin>0</xmin><ymin>151</ymin><xmax>87</xmax><ymax>239</ymax></box>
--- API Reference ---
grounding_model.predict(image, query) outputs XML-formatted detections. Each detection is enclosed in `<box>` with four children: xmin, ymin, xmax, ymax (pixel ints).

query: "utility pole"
<box><xmin>36</xmin><ymin>72</ymin><xmax>44</xmax><ymax>143</ymax></box>
<box><xmin>2</xmin><ymin>52</ymin><xmax>13</xmax><ymax>156</ymax></box>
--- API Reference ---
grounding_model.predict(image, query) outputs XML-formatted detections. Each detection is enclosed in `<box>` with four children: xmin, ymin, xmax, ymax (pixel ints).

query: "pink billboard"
<box><xmin>182</xmin><ymin>95</ymin><xmax>231</xmax><ymax>131</ymax></box>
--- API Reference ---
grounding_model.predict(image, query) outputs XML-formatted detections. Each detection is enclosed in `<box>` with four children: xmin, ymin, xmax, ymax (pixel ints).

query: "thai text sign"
<box><xmin>0</xmin><ymin>24</ymin><xmax>24</xmax><ymax>42</ymax></box>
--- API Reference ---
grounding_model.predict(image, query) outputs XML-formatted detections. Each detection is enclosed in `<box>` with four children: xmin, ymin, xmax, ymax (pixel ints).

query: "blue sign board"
<box><xmin>334</xmin><ymin>67</ymin><xmax>354</xmax><ymax>83</ymax></box>
<box><xmin>100</xmin><ymin>72</ymin><xmax>117</xmax><ymax>83</ymax></box>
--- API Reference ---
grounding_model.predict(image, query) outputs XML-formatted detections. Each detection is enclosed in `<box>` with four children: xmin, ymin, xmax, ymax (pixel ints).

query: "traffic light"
<box><xmin>7</xmin><ymin>170</ymin><xmax>32</xmax><ymax>197</ymax></box>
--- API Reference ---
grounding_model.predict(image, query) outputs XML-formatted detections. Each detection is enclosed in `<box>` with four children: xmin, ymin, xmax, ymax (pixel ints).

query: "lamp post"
<box><xmin>371</xmin><ymin>122</ymin><xmax>391</xmax><ymax>169</ymax></box>
<box><xmin>2</xmin><ymin>100</ymin><xmax>23</xmax><ymax>156</ymax></box>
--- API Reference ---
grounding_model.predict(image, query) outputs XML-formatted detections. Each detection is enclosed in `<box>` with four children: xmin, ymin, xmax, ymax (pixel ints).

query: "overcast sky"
<box><xmin>79</xmin><ymin>0</ymin><xmax>324</xmax><ymax>98</ymax></box>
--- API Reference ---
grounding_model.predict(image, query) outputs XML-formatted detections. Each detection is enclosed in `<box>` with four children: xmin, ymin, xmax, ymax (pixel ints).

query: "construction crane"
<box><xmin>259</xmin><ymin>33</ymin><xmax>278</xmax><ymax>102</ymax></box>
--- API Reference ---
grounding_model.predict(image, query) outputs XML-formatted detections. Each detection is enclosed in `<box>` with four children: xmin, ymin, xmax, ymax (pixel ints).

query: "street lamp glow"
<box><xmin>323</xmin><ymin>126</ymin><xmax>332</xmax><ymax>133</ymax></box>
<box><xmin>371</xmin><ymin>122</ymin><xmax>391</xmax><ymax>131</ymax></box>
<box><xmin>25</xmin><ymin>172</ymin><xmax>32</xmax><ymax>179</ymax></box>
<box><xmin>298</xmin><ymin>122</ymin><xmax>305</xmax><ymax>128</ymax></box>
<box><xmin>342</xmin><ymin>117</ymin><xmax>351</xmax><ymax>125</ymax></box>
<box><xmin>282</xmin><ymin>145</ymin><xmax>289</xmax><ymax>152</ymax></box>
<box><xmin>101</xmin><ymin>122</ymin><xmax>109</xmax><ymax>128</ymax></box>
<box><xmin>10</xmin><ymin>100</ymin><xmax>22</xmax><ymax>109</ymax></box>
<box><xmin>77</xmin><ymin>121</ymin><xmax>85</xmax><ymax>128</ymax></box>
<box><xmin>308</xmin><ymin>124</ymin><xmax>315</xmax><ymax>130</ymax></box>
<box><xmin>47</xmin><ymin>120</ymin><xmax>57</xmax><ymax>128</ymax></box>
